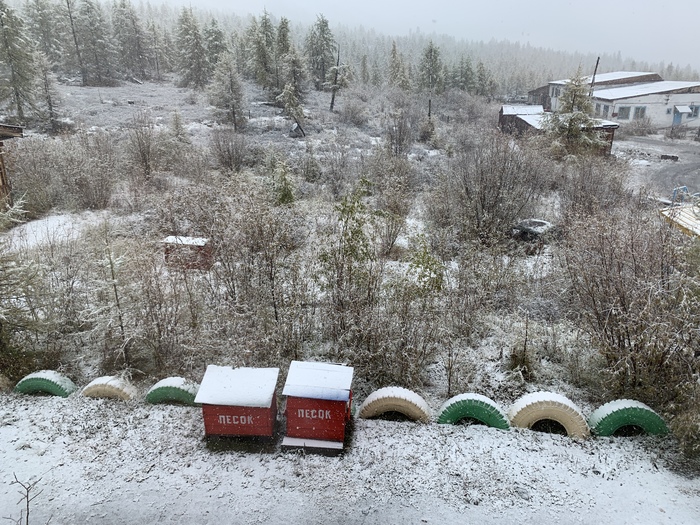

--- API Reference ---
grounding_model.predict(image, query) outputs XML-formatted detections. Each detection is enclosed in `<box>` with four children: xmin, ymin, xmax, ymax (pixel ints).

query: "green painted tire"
<box><xmin>437</xmin><ymin>393</ymin><xmax>510</xmax><ymax>430</ymax></box>
<box><xmin>145</xmin><ymin>377</ymin><xmax>199</xmax><ymax>405</ymax></box>
<box><xmin>14</xmin><ymin>371</ymin><xmax>78</xmax><ymax>398</ymax></box>
<box><xmin>588</xmin><ymin>400</ymin><xmax>669</xmax><ymax>436</ymax></box>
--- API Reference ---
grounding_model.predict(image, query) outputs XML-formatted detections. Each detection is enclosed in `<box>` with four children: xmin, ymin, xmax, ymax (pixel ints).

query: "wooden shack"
<box><xmin>162</xmin><ymin>236</ymin><xmax>214</xmax><ymax>270</ymax></box>
<box><xmin>194</xmin><ymin>365</ymin><xmax>280</xmax><ymax>438</ymax></box>
<box><xmin>282</xmin><ymin>361</ymin><xmax>354</xmax><ymax>450</ymax></box>
<box><xmin>0</xmin><ymin>124</ymin><xmax>24</xmax><ymax>207</ymax></box>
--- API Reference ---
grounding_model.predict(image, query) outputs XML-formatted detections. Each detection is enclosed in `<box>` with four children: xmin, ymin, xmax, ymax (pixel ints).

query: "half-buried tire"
<box><xmin>588</xmin><ymin>399</ymin><xmax>669</xmax><ymax>437</ymax></box>
<box><xmin>357</xmin><ymin>387</ymin><xmax>431</xmax><ymax>423</ymax></box>
<box><xmin>82</xmin><ymin>376</ymin><xmax>137</xmax><ymax>401</ymax></box>
<box><xmin>146</xmin><ymin>377</ymin><xmax>199</xmax><ymax>405</ymax></box>
<box><xmin>508</xmin><ymin>391</ymin><xmax>590</xmax><ymax>438</ymax></box>
<box><xmin>14</xmin><ymin>370</ymin><xmax>78</xmax><ymax>398</ymax></box>
<box><xmin>437</xmin><ymin>393</ymin><xmax>510</xmax><ymax>430</ymax></box>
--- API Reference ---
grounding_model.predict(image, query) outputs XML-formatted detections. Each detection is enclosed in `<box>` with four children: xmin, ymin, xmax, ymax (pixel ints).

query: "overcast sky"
<box><xmin>185</xmin><ymin>0</ymin><xmax>698</xmax><ymax>70</ymax></box>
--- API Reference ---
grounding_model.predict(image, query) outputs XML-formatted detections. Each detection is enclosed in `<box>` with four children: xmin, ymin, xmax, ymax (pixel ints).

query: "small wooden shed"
<box><xmin>162</xmin><ymin>236</ymin><xmax>214</xmax><ymax>270</ymax></box>
<box><xmin>282</xmin><ymin>361</ymin><xmax>354</xmax><ymax>449</ymax></box>
<box><xmin>194</xmin><ymin>365</ymin><xmax>280</xmax><ymax>438</ymax></box>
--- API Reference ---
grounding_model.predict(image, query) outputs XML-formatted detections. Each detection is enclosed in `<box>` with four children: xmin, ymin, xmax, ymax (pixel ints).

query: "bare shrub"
<box><xmin>340</xmin><ymin>99</ymin><xmax>368</xmax><ymax>127</ymax></box>
<box><xmin>210</xmin><ymin>127</ymin><xmax>247</xmax><ymax>172</ymax></box>
<box><xmin>7</xmin><ymin>132</ymin><xmax>117</xmax><ymax>215</ymax></box>
<box><xmin>562</xmin><ymin>199</ymin><xmax>699</xmax><ymax>406</ymax></box>
<box><xmin>618</xmin><ymin>116</ymin><xmax>655</xmax><ymax>137</ymax></box>
<box><xmin>556</xmin><ymin>156</ymin><xmax>629</xmax><ymax>220</ymax></box>
<box><xmin>427</xmin><ymin>130</ymin><xmax>553</xmax><ymax>248</ymax></box>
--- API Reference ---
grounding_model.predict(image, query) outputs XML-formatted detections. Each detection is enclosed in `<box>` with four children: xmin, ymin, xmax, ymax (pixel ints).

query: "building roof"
<box><xmin>517</xmin><ymin>114</ymin><xmax>619</xmax><ymax>130</ymax></box>
<box><xmin>660</xmin><ymin>205</ymin><xmax>700</xmax><ymax>237</ymax></box>
<box><xmin>592</xmin><ymin>81</ymin><xmax>700</xmax><ymax>101</ymax></box>
<box><xmin>550</xmin><ymin>71</ymin><xmax>659</xmax><ymax>86</ymax></box>
<box><xmin>282</xmin><ymin>361</ymin><xmax>354</xmax><ymax>401</ymax></box>
<box><xmin>501</xmin><ymin>105</ymin><xmax>544</xmax><ymax>116</ymax></box>
<box><xmin>162</xmin><ymin>236</ymin><xmax>209</xmax><ymax>246</ymax></box>
<box><xmin>194</xmin><ymin>365</ymin><xmax>279</xmax><ymax>407</ymax></box>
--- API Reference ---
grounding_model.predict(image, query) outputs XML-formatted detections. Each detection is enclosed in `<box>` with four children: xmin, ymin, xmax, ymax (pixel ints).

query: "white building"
<box><xmin>545</xmin><ymin>71</ymin><xmax>662</xmax><ymax>111</ymax></box>
<box><xmin>590</xmin><ymin>81</ymin><xmax>700</xmax><ymax>130</ymax></box>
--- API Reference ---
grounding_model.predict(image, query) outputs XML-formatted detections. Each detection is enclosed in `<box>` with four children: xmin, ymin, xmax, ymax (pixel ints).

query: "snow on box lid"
<box><xmin>162</xmin><ymin>236</ymin><xmax>209</xmax><ymax>247</ymax></box>
<box><xmin>282</xmin><ymin>361</ymin><xmax>354</xmax><ymax>401</ymax></box>
<box><xmin>194</xmin><ymin>365</ymin><xmax>279</xmax><ymax>407</ymax></box>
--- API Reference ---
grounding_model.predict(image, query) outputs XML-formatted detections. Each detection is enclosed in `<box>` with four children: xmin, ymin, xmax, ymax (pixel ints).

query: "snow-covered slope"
<box><xmin>1</xmin><ymin>393</ymin><xmax>698</xmax><ymax>524</ymax></box>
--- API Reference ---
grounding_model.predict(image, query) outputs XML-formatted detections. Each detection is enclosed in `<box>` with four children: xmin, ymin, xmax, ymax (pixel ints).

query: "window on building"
<box><xmin>633</xmin><ymin>106</ymin><xmax>647</xmax><ymax>120</ymax></box>
<box><xmin>603</xmin><ymin>105</ymin><xmax>610</xmax><ymax>118</ymax></box>
<box><xmin>690</xmin><ymin>105</ymin><xmax>700</xmax><ymax>118</ymax></box>
<box><xmin>595</xmin><ymin>103</ymin><xmax>601</xmax><ymax>116</ymax></box>
<box><xmin>667</xmin><ymin>108</ymin><xmax>673</xmax><ymax>114</ymax></box>
<box><xmin>618</xmin><ymin>107</ymin><xmax>631</xmax><ymax>120</ymax></box>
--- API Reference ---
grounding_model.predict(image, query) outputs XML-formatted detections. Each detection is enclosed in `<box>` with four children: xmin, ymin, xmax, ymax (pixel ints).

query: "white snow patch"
<box><xmin>194</xmin><ymin>365</ymin><xmax>279</xmax><ymax>407</ymax></box>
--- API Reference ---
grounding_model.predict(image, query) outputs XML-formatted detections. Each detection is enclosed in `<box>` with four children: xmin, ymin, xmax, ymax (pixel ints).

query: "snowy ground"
<box><xmin>3</xmin><ymin>82</ymin><xmax>700</xmax><ymax>524</ymax></box>
<box><xmin>1</xmin><ymin>393</ymin><xmax>699</xmax><ymax>524</ymax></box>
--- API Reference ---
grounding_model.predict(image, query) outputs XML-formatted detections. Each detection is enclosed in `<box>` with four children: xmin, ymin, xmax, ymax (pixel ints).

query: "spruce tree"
<box><xmin>24</xmin><ymin>0</ymin><xmax>65</xmax><ymax>67</ymax></box>
<box><xmin>0</xmin><ymin>0</ymin><xmax>37</xmax><ymax>122</ymax></box>
<box><xmin>77</xmin><ymin>0</ymin><xmax>116</xmax><ymax>86</ymax></box>
<box><xmin>418</xmin><ymin>40</ymin><xmax>443</xmax><ymax>93</ymax></box>
<box><xmin>175</xmin><ymin>7</ymin><xmax>210</xmax><ymax>89</ymax></box>
<box><xmin>208</xmin><ymin>51</ymin><xmax>243</xmax><ymax>130</ymax></box>
<box><xmin>203</xmin><ymin>19</ymin><xmax>227</xmax><ymax>67</ymax></box>
<box><xmin>112</xmin><ymin>0</ymin><xmax>150</xmax><ymax>79</ymax></box>
<box><xmin>305</xmin><ymin>14</ymin><xmax>335</xmax><ymax>90</ymax></box>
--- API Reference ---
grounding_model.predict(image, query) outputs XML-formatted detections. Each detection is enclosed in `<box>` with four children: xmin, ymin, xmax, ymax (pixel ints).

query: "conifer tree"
<box><xmin>203</xmin><ymin>19</ymin><xmax>227</xmax><ymax>67</ymax></box>
<box><xmin>112</xmin><ymin>0</ymin><xmax>149</xmax><ymax>79</ymax></box>
<box><xmin>175</xmin><ymin>7</ymin><xmax>210</xmax><ymax>89</ymax></box>
<box><xmin>388</xmin><ymin>41</ymin><xmax>409</xmax><ymax>90</ymax></box>
<box><xmin>63</xmin><ymin>0</ymin><xmax>87</xmax><ymax>84</ymax></box>
<box><xmin>305</xmin><ymin>14</ymin><xmax>335</xmax><ymax>90</ymax></box>
<box><xmin>77</xmin><ymin>0</ymin><xmax>116</xmax><ymax>85</ymax></box>
<box><xmin>279</xmin><ymin>44</ymin><xmax>307</xmax><ymax>100</ymax></box>
<box><xmin>418</xmin><ymin>40</ymin><xmax>443</xmax><ymax>93</ymax></box>
<box><xmin>208</xmin><ymin>51</ymin><xmax>243</xmax><ymax>130</ymax></box>
<box><xmin>543</xmin><ymin>65</ymin><xmax>604</xmax><ymax>156</ymax></box>
<box><xmin>24</xmin><ymin>0</ymin><xmax>65</xmax><ymax>67</ymax></box>
<box><xmin>0</xmin><ymin>0</ymin><xmax>37</xmax><ymax>122</ymax></box>
<box><xmin>250</xmin><ymin>10</ymin><xmax>276</xmax><ymax>90</ymax></box>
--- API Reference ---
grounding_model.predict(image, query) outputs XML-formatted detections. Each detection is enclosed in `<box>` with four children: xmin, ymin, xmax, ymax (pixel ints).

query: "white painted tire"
<box><xmin>508</xmin><ymin>391</ymin><xmax>590</xmax><ymax>438</ymax></box>
<box><xmin>357</xmin><ymin>387</ymin><xmax>431</xmax><ymax>423</ymax></box>
<box><xmin>81</xmin><ymin>376</ymin><xmax>137</xmax><ymax>401</ymax></box>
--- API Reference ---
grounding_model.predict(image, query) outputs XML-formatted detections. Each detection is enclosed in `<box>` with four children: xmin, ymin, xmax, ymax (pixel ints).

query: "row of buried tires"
<box><xmin>10</xmin><ymin>370</ymin><xmax>669</xmax><ymax>439</ymax></box>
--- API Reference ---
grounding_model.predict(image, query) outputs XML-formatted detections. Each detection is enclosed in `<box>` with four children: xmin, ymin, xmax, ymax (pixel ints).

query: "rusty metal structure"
<box><xmin>0</xmin><ymin>124</ymin><xmax>23</xmax><ymax>208</ymax></box>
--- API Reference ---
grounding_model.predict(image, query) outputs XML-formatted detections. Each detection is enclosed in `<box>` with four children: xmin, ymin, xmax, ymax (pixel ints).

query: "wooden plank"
<box><xmin>281</xmin><ymin>436</ymin><xmax>343</xmax><ymax>450</ymax></box>
<box><xmin>0</xmin><ymin>124</ymin><xmax>23</xmax><ymax>140</ymax></box>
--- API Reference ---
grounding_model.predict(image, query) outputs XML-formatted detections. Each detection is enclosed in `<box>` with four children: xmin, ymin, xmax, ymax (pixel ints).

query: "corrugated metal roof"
<box><xmin>501</xmin><ymin>105</ymin><xmax>544</xmax><ymax>115</ymax></box>
<box><xmin>592</xmin><ymin>81</ymin><xmax>700</xmax><ymax>101</ymax></box>
<box><xmin>550</xmin><ymin>71</ymin><xmax>658</xmax><ymax>85</ymax></box>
